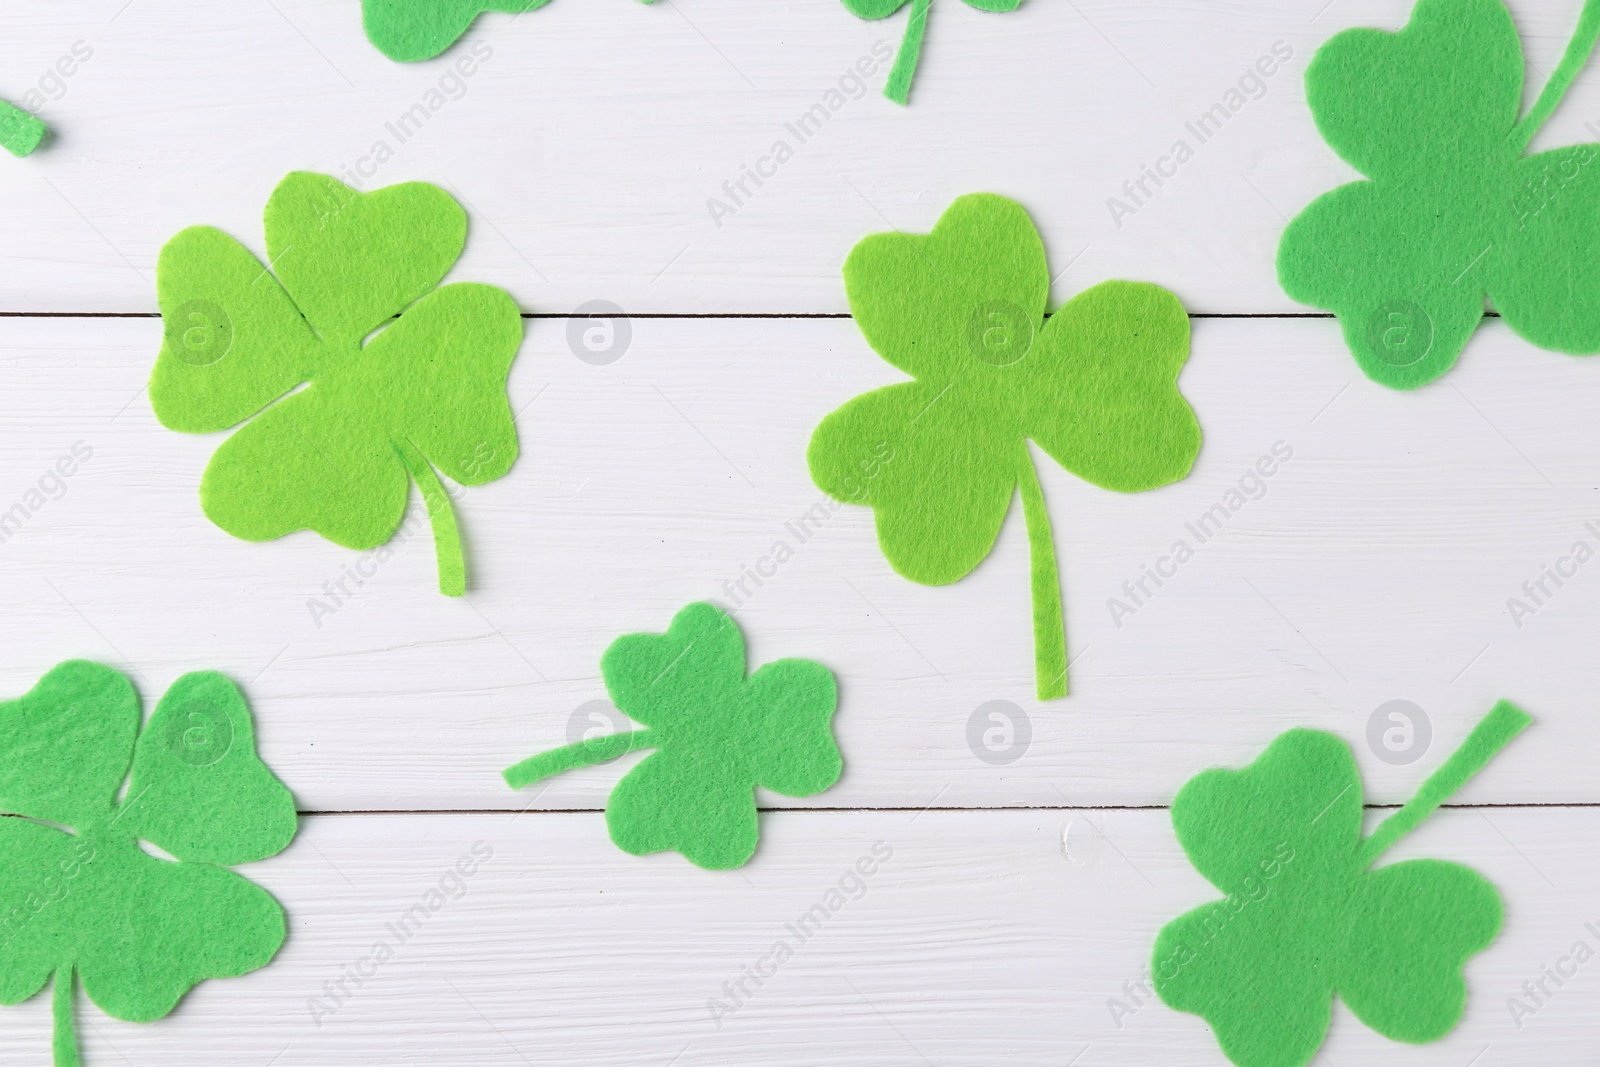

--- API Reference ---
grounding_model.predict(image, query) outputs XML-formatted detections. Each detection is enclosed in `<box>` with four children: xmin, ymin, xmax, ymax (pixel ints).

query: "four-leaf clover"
<box><xmin>0</xmin><ymin>661</ymin><xmax>297</xmax><ymax>1067</ymax></box>
<box><xmin>1280</xmin><ymin>0</ymin><xmax>1600</xmax><ymax>388</ymax></box>
<box><xmin>808</xmin><ymin>193</ymin><xmax>1201</xmax><ymax>700</ymax></box>
<box><xmin>150</xmin><ymin>172</ymin><xmax>523</xmax><ymax>596</ymax></box>
<box><xmin>362</xmin><ymin>0</ymin><xmax>655</xmax><ymax>62</ymax></box>
<box><xmin>1152</xmin><ymin>700</ymin><xmax>1530</xmax><ymax>1067</ymax></box>
<box><xmin>503</xmin><ymin>602</ymin><xmax>842</xmax><ymax>869</ymax></box>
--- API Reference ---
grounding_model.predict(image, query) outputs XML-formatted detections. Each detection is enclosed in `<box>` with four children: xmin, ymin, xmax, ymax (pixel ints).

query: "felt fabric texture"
<box><xmin>361</xmin><ymin>0</ymin><xmax>656</xmax><ymax>62</ymax></box>
<box><xmin>842</xmin><ymin>0</ymin><xmax>1022</xmax><ymax>104</ymax></box>
<box><xmin>363</xmin><ymin>0</ymin><xmax>550</xmax><ymax>61</ymax></box>
<box><xmin>149</xmin><ymin>171</ymin><xmax>523</xmax><ymax>597</ymax></box>
<box><xmin>1280</xmin><ymin>0</ymin><xmax>1600</xmax><ymax>389</ymax></box>
<box><xmin>0</xmin><ymin>661</ymin><xmax>296</xmax><ymax>1067</ymax></box>
<box><xmin>0</xmin><ymin>98</ymin><xmax>45</xmax><ymax>158</ymax></box>
<box><xmin>503</xmin><ymin>603</ymin><xmax>842</xmax><ymax>869</ymax></box>
<box><xmin>808</xmin><ymin>193</ymin><xmax>1201</xmax><ymax>700</ymax></box>
<box><xmin>1152</xmin><ymin>700</ymin><xmax>1530</xmax><ymax>1067</ymax></box>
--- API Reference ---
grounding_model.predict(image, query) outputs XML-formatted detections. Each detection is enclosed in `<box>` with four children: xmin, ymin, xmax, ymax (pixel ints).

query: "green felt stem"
<box><xmin>52</xmin><ymin>963</ymin><xmax>79</xmax><ymax>1067</ymax></box>
<box><xmin>884</xmin><ymin>0</ymin><xmax>932</xmax><ymax>105</ymax></box>
<box><xmin>1357</xmin><ymin>700</ymin><xmax>1531</xmax><ymax>867</ymax></box>
<box><xmin>0</xmin><ymin>98</ymin><xmax>45</xmax><ymax>158</ymax></box>
<box><xmin>1018</xmin><ymin>452</ymin><xmax>1067</xmax><ymax>701</ymax></box>
<box><xmin>1510</xmin><ymin>0</ymin><xmax>1600</xmax><ymax>152</ymax></box>
<box><xmin>391</xmin><ymin>438</ymin><xmax>465</xmax><ymax>597</ymax></box>
<box><xmin>502</xmin><ymin>730</ymin><xmax>655</xmax><ymax>790</ymax></box>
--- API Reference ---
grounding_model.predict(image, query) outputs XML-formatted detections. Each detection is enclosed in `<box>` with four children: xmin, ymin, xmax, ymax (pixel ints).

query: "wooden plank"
<box><xmin>0</xmin><ymin>807</ymin><xmax>1587</xmax><ymax>1065</ymax></box>
<box><xmin>0</xmin><ymin>314</ymin><xmax>1591</xmax><ymax>809</ymax></box>
<box><xmin>4</xmin><ymin>1</ymin><xmax>1600</xmax><ymax>313</ymax></box>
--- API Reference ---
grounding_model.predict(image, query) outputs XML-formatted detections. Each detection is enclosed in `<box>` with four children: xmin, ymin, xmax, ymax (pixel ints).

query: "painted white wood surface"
<box><xmin>6</xmin><ymin>0</ymin><xmax>1600</xmax><ymax>314</ymax></box>
<box><xmin>3</xmin><ymin>1</ymin><xmax>1599</xmax><ymax>1064</ymax></box>
<box><xmin>0</xmin><ymin>315</ymin><xmax>1594</xmax><ymax>815</ymax></box>
<box><xmin>0</xmin><ymin>809</ymin><xmax>1592</xmax><ymax>1066</ymax></box>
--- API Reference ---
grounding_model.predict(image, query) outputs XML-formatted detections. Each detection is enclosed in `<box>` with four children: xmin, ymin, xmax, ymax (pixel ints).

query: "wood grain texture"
<box><xmin>0</xmin><ymin>315</ymin><xmax>1591</xmax><ymax>811</ymax></box>
<box><xmin>2</xmin><ymin>0</ymin><xmax>1600</xmax><ymax>314</ymax></box>
<box><xmin>3</xmin><ymin>2</ymin><xmax>1599</xmax><ymax>1063</ymax></box>
<box><xmin>0</xmin><ymin>809</ymin><xmax>1590</xmax><ymax>1066</ymax></box>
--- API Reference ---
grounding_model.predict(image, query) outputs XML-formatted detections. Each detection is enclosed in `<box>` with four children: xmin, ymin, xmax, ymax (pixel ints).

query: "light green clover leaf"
<box><xmin>0</xmin><ymin>661</ymin><xmax>297</xmax><ymax>1067</ymax></box>
<box><xmin>150</xmin><ymin>171</ymin><xmax>523</xmax><ymax>596</ymax></box>
<box><xmin>1152</xmin><ymin>701</ymin><xmax>1529</xmax><ymax>1067</ymax></box>
<box><xmin>503</xmin><ymin>602</ymin><xmax>842</xmax><ymax>869</ymax></box>
<box><xmin>844</xmin><ymin>0</ymin><xmax>1023</xmax><ymax>104</ymax></box>
<box><xmin>362</xmin><ymin>0</ymin><xmax>656</xmax><ymax>62</ymax></box>
<box><xmin>808</xmin><ymin>193</ymin><xmax>1200</xmax><ymax>700</ymax></box>
<box><xmin>1280</xmin><ymin>0</ymin><xmax>1600</xmax><ymax>388</ymax></box>
<box><xmin>0</xmin><ymin>96</ymin><xmax>45</xmax><ymax>157</ymax></box>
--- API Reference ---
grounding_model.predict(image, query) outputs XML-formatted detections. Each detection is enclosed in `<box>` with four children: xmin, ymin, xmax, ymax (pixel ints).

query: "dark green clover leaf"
<box><xmin>845</xmin><ymin>0</ymin><xmax>1023</xmax><ymax>104</ymax></box>
<box><xmin>0</xmin><ymin>661</ymin><xmax>297</xmax><ymax>1067</ymax></box>
<box><xmin>1152</xmin><ymin>701</ymin><xmax>1530</xmax><ymax>1067</ymax></box>
<box><xmin>808</xmin><ymin>193</ymin><xmax>1200</xmax><ymax>701</ymax></box>
<box><xmin>362</xmin><ymin>0</ymin><xmax>654</xmax><ymax>62</ymax></box>
<box><xmin>150</xmin><ymin>171</ymin><xmax>523</xmax><ymax>596</ymax></box>
<box><xmin>1280</xmin><ymin>0</ymin><xmax>1600</xmax><ymax>388</ymax></box>
<box><xmin>503</xmin><ymin>603</ymin><xmax>841</xmax><ymax>869</ymax></box>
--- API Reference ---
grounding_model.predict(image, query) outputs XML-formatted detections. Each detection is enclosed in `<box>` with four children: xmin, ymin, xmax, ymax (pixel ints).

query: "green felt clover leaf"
<box><xmin>1152</xmin><ymin>700</ymin><xmax>1530</xmax><ymax>1067</ymax></box>
<box><xmin>846</xmin><ymin>0</ymin><xmax>1023</xmax><ymax>104</ymax></box>
<box><xmin>0</xmin><ymin>660</ymin><xmax>296</xmax><ymax>1067</ymax></box>
<box><xmin>809</xmin><ymin>193</ymin><xmax>1200</xmax><ymax>701</ymax></box>
<box><xmin>1280</xmin><ymin>0</ymin><xmax>1600</xmax><ymax>389</ymax></box>
<box><xmin>503</xmin><ymin>602</ymin><xmax>842</xmax><ymax>869</ymax></box>
<box><xmin>0</xmin><ymin>97</ymin><xmax>45</xmax><ymax>158</ymax></box>
<box><xmin>150</xmin><ymin>171</ymin><xmax>523</xmax><ymax>597</ymax></box>
<box><xmin>362</xmin><ymin>0</ymin><xmax>655</xmax><ymax>62</ymax></box>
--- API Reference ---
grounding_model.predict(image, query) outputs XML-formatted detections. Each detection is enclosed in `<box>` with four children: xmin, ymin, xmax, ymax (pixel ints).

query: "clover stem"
<box><xmin>1018</xmin><ymin>449</ymin><xmax>1068</xmax><ymax>701</ymax></box>
<box><xmin>0</xmin><ymin>98</ymin><xmax>46</xmax><ymax>158</ymax></box>
<box><xmin>1511</xmin><ymin>0</ymin><xmax>1600</xmax><ymax>151</ymax></box>
<box><xmin>1356</xmin><ymin>700</ymin><xmax>1531</xmax><ymax>868</ymax></box>
<box><xmin>884</xmin><ymin>0</ymin><xmax>932</xmax><ymax>105</ymax></box>
<box><xmin>391</xmin><ymin>438</ymin><xmax>466</xmax><ymax>597</ymax></box>
<box><xmin>52</xmin><ymin>963</ymin><xmax>79</xmax><ymax>1067</ymax></box>
<box><xmin>503</xmin><ymin>730</ymin><xmax>656</xmax><ymax>790</ymax></box>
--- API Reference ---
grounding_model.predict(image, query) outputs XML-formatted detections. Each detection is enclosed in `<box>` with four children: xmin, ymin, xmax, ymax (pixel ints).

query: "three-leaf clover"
<box><xmin>808</xmin><ymin>193</ymin><xmax>1201</xmax><ymax>701</ymax></box>
<box><xmin>1152</xmin><ymin>700</ymin><xmax>1530</xmax><ymax>1067</ymax></box>
<box><xmin>845</xmin><ymin>0</ymin><xmax>1022</xmax><ymax>105</ymax></box>
<box><xmin>0</xmin><ymin>661</ymin><xmax>297</xmax><ymax>1067</ymax></box>
<box><xmin>150</xmin><ymin>172</ymin><xmax>523</xmax><ymax>596</ymax></box>
<box><xmin>1280</xmin><ymin>0</ymin><xmax>1600</xmax><ymax>389</ymax></box>
<box><xmin>503</xmin><ymin>602</ymin><xmax>842</xmax><ymax>869</ymax></box>
<box><xmin>362</xmin><ymin>0</ymin><xmax>654</xmax><ymax>61</ymax></box>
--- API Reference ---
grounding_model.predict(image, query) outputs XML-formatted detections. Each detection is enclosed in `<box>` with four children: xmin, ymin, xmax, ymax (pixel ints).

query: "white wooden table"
<box><xmin>0</xmin><ymin>1</ymin><xmax>1597</xmax><ymax>1063</ymax></box>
